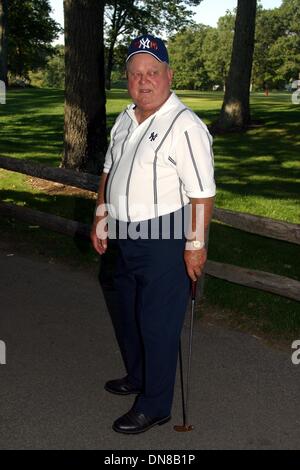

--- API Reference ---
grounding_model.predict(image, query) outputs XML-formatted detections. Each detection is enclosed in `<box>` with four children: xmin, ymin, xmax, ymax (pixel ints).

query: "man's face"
<box><xmin>127</xmin><ymin>54</ymin><xmax>173</xmax><ymax>114</ymax></box>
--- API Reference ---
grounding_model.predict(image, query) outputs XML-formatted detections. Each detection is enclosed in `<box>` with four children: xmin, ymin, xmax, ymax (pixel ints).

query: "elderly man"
<box><xmin>91</xmin><ymin>34</ymin><xmax>215</xmax><ymax>434</ymax></box>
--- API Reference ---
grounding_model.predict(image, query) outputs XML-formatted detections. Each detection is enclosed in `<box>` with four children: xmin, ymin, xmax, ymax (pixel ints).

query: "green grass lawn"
<box><xmin>0</xmin><ymin>87</ymin><xmax>299</xmax><ymax>343</ymax></box>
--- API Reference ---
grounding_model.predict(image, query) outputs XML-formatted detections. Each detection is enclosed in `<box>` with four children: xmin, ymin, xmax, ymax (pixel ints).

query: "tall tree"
<box><xmin>169</xmin><ymin>24</ymin><xmax>212</xmax><ymax>90</ymax></box>
<box><xmin>104</xmin><ymin>0</ymin><xmax>203</xmax><ymax>89</ymax></box>
<box><xmin>252</xmin><ymin>7</ymin><xmax>284</xmax><ymax>90</ymax></box>
<box><xmin>7</xmin><ymin>0</ymin><xmax>60</xmax><ymax>79</ymax></box>
<box><xmin>44</xmin><ymin>45</ymin><xmax>65</xmax><ymax>89</ymax></box>
<box><xmin>0</xmin><ymin>0</ymin><xmax>7</xmax><ymax>86</ymax></box>
<box><xmin>62</xmin><ymin>0</ymin><xmax>107</xmax><ymax>174</ymax></box>
<box><xmin>268</xmin><ymin>0</ymin><xmax>300</xmax><ymax>87</ymax></box>
<box><xmin>202</xmin><ymin>12</ymin><xmax>235</xmax><ymax>90</ymax></box>
<box><xmin>217</xmin><ymin>0</ymin><xmax>257</xmax><ymax>130</ymax></box>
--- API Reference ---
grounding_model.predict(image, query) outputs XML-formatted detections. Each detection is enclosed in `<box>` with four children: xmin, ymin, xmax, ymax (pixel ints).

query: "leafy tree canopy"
<box><xmin>105</xmin><ymin>0</ymin><xmax>203</xmax><ymax>38</ymax></box>
<box><xmin>168</xmin><ymin>0</ymin><xmax>300</xmax><ymax>91</ymax></box>
<box><xmin>104</xmin><ymin>0</ymin><xmax>203</xmax><ymax>88</ymax></box>
<box><xmin>168</xmin><ymin>24</ymin><xmax>212</xmax><ymax>90</ymax></box>
<box><xmin>8</xmin><ymin>0</ymin><xmax>61</xmax><ymax>78</ymax></box>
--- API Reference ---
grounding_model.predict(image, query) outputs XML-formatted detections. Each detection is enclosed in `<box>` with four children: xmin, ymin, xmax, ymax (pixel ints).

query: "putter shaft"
<box><xmin>174</xmin><ymin>280</ymin><xmax>197</xmax><ymax>432</ymax></box>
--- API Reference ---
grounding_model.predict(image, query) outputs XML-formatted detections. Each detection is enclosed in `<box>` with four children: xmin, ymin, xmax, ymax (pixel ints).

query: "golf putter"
<box><xmin>174</xmin><ymin>279</ymin><xmax>197</xmax><ymax>432</ymax></box>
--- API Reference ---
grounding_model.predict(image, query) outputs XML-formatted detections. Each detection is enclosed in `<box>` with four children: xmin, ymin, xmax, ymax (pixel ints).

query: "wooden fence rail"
<box><xmin>1</xmin><ymin>155</ymin><xmax>299</xmax><ymax>245</ymax></box>
<box><xmin>0</xmin><ymin>201</ymin><xmax>90</xmax><ymax>240</ymax></box>
<box><xmin>213</xmin><ymin>207</ymin><xmax>300</xmax><ymax>245</ymax></box>
<box><xmin>0</xmin><ymin>155</ymin><xmax>100</xmax><ymax>192</ymax></box>
<box><xmin>1</xmin><ymin>200</ymin><xmax>299</xmax><ymax>302</ymax></box>
<box><xmin>206</xmin><ymin>260</ymin><xmax>300</xmax><ymax>302</ymax></box>
<box><xmin>1</xmin><ymin>156</ymin><xmax>300</xmax><ymax>302</ymax></box>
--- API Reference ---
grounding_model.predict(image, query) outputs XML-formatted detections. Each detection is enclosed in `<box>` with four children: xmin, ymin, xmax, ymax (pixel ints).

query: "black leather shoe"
<box><xmin>112</xmin><ymin>409</ymin><xmax>171</xmax><ymax>434</ymax></box>
<box><xmin>104</xmin><ymin>376</ymin><xmax>141</xmax><ymax>395</ymax></box>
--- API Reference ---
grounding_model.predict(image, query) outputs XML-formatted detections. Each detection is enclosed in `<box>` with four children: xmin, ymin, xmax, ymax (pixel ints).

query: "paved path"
<box><xmin>0</xmin><ymin>248</ymin><xmax>299</xmax><ymax>449</ymax></box>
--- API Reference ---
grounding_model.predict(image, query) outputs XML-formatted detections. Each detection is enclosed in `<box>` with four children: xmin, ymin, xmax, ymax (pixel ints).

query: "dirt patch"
<box><xmin>26</xmin><ymin>175</ymin><xmax>97</xmax><ymax>200</ymax></box>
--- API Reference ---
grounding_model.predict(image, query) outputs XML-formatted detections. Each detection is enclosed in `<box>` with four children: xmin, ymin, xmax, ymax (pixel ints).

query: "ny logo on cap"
<box><xmin>139</xmin><ymin>38</ymin><xmax>151</xmax><ymax>49</ymax></box>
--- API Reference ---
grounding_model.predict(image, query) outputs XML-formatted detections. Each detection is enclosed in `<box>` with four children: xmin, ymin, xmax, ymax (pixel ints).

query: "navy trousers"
<box><xmin>113</xmin><ymin>210</ymin><xmax>190</xmax><ymax>418</ymax></box>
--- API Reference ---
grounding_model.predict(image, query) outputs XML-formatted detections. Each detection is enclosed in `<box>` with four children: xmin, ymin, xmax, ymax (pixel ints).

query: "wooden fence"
<box><xmin>1</xmin><ymin>155</ymin><xmax>299</xmax><ymax>302</ymax></box>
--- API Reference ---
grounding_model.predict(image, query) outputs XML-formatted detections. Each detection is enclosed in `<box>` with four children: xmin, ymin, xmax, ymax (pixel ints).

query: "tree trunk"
<box><xmin>0</xmin><ymin>0</ymin><xmax>8</xmax><ymax>86</ymax></box>
<box><xmin>105</xmin><ymin>38</ymin><xmax>116</xmax><ymax>90</ymax></box>
<box><xmin>218</xmin><ymin>0</ymin><xmax>257</xmax><ymax>130</ymax></box>
<box><xmin>63</xmin><ymin>0</ymin><xmax>107</xmax><ymax>174</ymax></box>
<box><xmin>105</xmin><ymin>1</ymin><xmax>118</xmax><ymax>91</ymax></box>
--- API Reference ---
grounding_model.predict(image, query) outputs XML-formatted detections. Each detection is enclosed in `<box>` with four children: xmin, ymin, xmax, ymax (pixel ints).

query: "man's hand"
<box><xmin>91</xmin><ymin>172</ymin><xmax>109</xmax><ymax>255</ymax></box>
<box><xmin>90</xmin><ymin>215</ymin><xmax>108</xmax><ymax>255</ymax></box>
<box><xmin>184</xmin><ymin>247</ymin><xmax>207</xmax><ymax>282</ymax></box>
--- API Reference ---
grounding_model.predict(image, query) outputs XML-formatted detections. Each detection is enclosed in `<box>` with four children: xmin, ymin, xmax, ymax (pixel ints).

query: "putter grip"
<box><xmin>191</xmin><ymin>280</ymin><xmax>197</xmax><ymax>300</ymax></box>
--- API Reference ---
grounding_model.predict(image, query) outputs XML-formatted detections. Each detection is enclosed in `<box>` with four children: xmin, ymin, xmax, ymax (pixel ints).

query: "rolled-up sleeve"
<box><xmin>103</xmin><ymin>113</ymin><xmax>123</xmax><ymax>174</ymax></box>
<box><xmin>103</xmin><ymin>126</ymin><xmax>116</xmax><ymax>174</ymax></box>
<box><xmin>174</xmin><ymin>124</ymin><xmax>216</xmax><ymax>198</ymax></box>
<box><xmin>103</xmin><ymin>138</ymin><xmax>114</xmax><ymax>174</ymax></box>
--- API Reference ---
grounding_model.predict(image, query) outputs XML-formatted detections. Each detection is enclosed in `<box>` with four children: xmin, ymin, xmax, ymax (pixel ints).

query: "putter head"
<box><xmin>173</xmin><ymin>424</ymin><xmax>194</xmax><ymax>432</ymax></box>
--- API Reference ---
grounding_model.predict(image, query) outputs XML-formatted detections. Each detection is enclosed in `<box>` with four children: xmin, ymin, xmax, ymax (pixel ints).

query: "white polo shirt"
<box><xmin>103</xmin><ymin>92</ymin><xmax>216</xmax><ymax>222</ymax></box>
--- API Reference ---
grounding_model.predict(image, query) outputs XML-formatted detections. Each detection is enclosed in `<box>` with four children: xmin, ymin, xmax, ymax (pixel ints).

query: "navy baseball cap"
<box><xmin>126</xmin><ymin>34</ymin><xmax>169</xmax><ymax>64</ymax></box>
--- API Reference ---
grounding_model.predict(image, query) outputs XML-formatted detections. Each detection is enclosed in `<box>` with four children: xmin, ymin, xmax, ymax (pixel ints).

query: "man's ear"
<box><xmin>168</xmin><ymin>67</ymin><xmax>174</xmax><ymax>85</ymax></box>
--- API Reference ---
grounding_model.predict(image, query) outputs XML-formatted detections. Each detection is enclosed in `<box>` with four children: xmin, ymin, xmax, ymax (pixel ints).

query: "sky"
<box><xmin>50</xmin><ymin>0</ymin><xmax>283</xmax><ymax>44</ymax></box>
